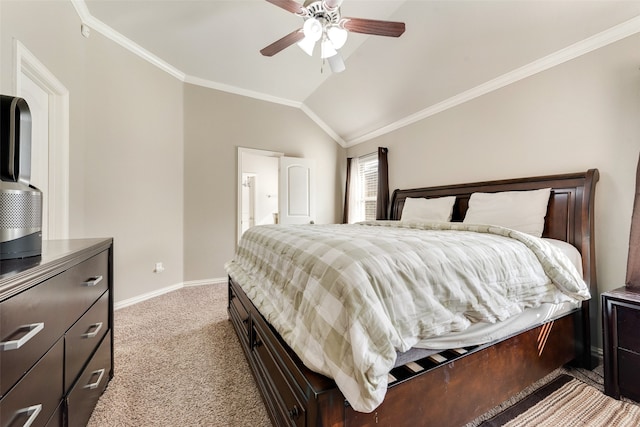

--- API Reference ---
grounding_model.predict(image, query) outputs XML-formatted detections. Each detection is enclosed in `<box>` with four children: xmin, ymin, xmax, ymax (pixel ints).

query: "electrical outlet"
<box><xmin>154</xmin><ymin>262</ymin><xmax>165</xmax><ymax>273</ymax></box>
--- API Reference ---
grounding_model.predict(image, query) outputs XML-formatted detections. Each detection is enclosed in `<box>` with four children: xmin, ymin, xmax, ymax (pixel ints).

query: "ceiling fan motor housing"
<box><xmin>303</xmin><ymin>1</ymin><xmax>341</xmax><ymax>26</ymax></box>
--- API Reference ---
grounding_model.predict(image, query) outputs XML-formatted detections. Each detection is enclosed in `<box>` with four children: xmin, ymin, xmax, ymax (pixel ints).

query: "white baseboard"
<box><xmin>184</xmin><ymin>277</ymin><xmax>227</xmax><ymax>287</ymax></box>
<box><xmin>114</xmin><ymin>277</ymin><xmax>227</xmax><ymax>310</ymax></box>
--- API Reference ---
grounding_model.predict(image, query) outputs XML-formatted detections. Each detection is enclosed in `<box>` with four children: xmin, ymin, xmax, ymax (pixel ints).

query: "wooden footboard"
<box><xmin>229</xmin><ymin>276</ymin><xmax>580</xmax><ymax>427</ymax></box>
<box><xmin>346</xmin><ymin>313</ymin><xmax>577</xmax><ymax>426</ymax></box>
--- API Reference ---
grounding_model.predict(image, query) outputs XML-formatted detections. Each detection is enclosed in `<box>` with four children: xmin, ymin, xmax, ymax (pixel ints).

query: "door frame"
<box><xmin>14</xmin><ymin>40</ymin><xmax>70</xmax><ymax>239</ymax></box>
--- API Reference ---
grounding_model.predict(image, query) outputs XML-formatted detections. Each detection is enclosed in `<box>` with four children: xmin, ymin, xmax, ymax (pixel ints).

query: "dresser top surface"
<box><xmin>602</xmin><ymin>286</ymin><xmax>640</xmax><ymax>305</ymax></box>
<box><xmin>0</xmin><ymin>238</ymin><xmax>113</xmax><ymax>299</ymax></box>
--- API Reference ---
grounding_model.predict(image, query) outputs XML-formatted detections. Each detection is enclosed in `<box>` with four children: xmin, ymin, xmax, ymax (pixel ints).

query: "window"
<box><xmin>359</xmin><ymin>153</ymin><xmax>378</xmax><ymax>221</ymax></box>
<box><xmin>348</xmin><ymin>152</ymin><xmax>378</xmax><ymax>223</ymax></box>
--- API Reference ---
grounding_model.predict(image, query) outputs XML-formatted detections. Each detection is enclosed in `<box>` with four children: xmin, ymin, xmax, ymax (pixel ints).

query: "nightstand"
<box><xmin>603</xmin><ymin>286</ymin><xmax>640</xmax><ymax>402</ymax></box>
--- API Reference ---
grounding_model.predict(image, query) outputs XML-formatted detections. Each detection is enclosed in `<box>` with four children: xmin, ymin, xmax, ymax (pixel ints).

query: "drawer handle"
<box><xmin>84</xmin><ymin>368</ymin><xmax>106</xmax><ymax>389</ymax></box>
<box><xmin>14</xmin><ymin>404</ymin><xmax>42</xmax><ymax>427</ymax></box>
<box><xmin>288</xmin><ymin>405</ymin><xmax>300</xmax><ymax>419</ymax></box>
<box><xmin>83</xmin><ymin>275</ymin><xmax>103</xmax><ymax>287</ymax></box>
<box><xmin>82</xmin><ymin>322</ymin><xmax>104</xmax><ymax>339</ymax></box>
<box><xmin>0</xmin><ymin>322</ymin><xmax>45</xmax><ymax>351</ymax></box>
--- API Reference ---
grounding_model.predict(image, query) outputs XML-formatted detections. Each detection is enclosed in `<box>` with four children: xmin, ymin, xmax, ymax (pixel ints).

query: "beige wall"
<box><xmin>1</xmin><ymin>1</ymin><xmax>185</xmax><ymax>303</ymax></box>
<box><xmin>183</xmin><ymin>84</ymin><xmax>345</xmax><ymax>281</ymax></box>
<box><xmin>81</xmin><ymin>31</ymin><xmax>185</xmax><ymax>302</ymax></box>
<box><xmin>348</xmin><ymin>32</ymin><xmax>640</xmax><ymax>346</ymax></box>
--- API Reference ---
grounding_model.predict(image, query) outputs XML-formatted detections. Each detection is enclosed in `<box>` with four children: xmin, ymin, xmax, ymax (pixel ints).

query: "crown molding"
<box><xmin>71</xmin><ymin>1</ymin><xmax>640</xmax><ymax>150</ymax></box>
<box><xmin>183</xmin><ymin>75</ymin><xmax>302</xmax><ymax>109</ymax></box>
<box><xmin>299</xmin><ymin>104</ymin><xmax>347</xmax><ymax>147</ymax></box>
<box><xmin>346</xmin><ymin>14</ymin><xmax>640</xmax><ymax>147</ymax></box>
<box><xmin>71</xmin><ymin>0</ymin><xmax>185</xmax><ymax>80</ymax></box>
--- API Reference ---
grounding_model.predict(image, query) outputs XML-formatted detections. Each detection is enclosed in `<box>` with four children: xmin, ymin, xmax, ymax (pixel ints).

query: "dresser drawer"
<box><xmin>617</xmin><ymin>305</ymin><xmax>640</xmax><ymax>353</ymax></box>
<box><xmin>59</xmin><ymin>251</ymin><xmax>109</xmax><ymax>327</ymax></box>
<box><xmin>618</xmin><ymin>349</ymin><xmax>640</xmax><ymax>402</ymax></box>
<box><xmin>64</xmin><ymin>291</ymin><xmax>109</xmax><ymax>392</ymax></box>
<box><xmin>66</xmin><ymin>331</ymin><xmax>111</xmax><ymax>427</ymax></box>
<box><xmin>0</xmin><ymin>279</ymin><xmax>69</xmax><ymax>397</ymax></box>
<box><xmin>0</xmin><ymin>338</ymin><xmax>63</xmax><ymax>427</ymax></box>
<box><xmin>44</xmin><ymin>402</ymin><xmax>63</xmax><ymax>427</ymax></box>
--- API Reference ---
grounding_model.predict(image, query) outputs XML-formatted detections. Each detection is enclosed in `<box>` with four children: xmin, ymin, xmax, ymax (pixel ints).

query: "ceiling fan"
<box><xmin>261</xmin><ymin>0</ymin><xmax>406</xmax><ymax>73</ymax></box>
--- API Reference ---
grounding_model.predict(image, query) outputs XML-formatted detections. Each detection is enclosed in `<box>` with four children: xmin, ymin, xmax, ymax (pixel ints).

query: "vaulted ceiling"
<box><xmin>79</xmin><ymin>1</ymin><xmax>640</xmax><ymax>147</ymax></box>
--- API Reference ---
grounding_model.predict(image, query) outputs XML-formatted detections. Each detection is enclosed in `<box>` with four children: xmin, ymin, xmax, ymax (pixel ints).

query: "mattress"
<box><xmin>394</xmin><ymin>237</ymin><xmax>584</xmax><ymax>365</ymax></box>
<box><xmin>226</xmin><ymin>222</ymin><xmax>589</xmax><ymax>412</ymax></box>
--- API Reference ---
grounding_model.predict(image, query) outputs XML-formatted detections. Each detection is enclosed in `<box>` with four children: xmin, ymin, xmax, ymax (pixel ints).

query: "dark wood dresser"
<box><xmin>603</xmin><ymin>286</ymin><xmax>640</xmax><ymax>402</ymax></box>
<box><xmin>0</xmin><ymin>238</ymin><xmax>113</xmax><ymax>427</ymax></box>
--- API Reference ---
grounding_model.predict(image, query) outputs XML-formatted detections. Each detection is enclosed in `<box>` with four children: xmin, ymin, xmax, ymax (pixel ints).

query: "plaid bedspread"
<box><xmin>224</xmin><ymin>221</ymin><xmax>589</xmax><ymax>413</ymax></box>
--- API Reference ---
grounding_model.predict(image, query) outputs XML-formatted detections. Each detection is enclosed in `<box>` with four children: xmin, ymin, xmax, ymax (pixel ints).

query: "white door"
<box><xmin>278</xmin><ymin>157</ymin><xmax>316</xmax><ymax>225</ymax></box>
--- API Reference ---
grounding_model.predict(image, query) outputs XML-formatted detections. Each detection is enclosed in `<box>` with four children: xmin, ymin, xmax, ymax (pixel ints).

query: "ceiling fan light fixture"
<box><xmin>327</xmin><ymin>53</ymin><xmax>345</xmax><ymax>73</ymax></box>
<box><xmin>302</xmin><ymin>17</ymin><xmax>323</xmax><ymax>42</ymax></box>
<box><xmin>297</xmin><ymin>36</ymin><xmax>316</xmax><ymax>56</ymax></box>
<box><xmin>327</xmin><ymin>26</ymin><xmax>348</xmax><ymax>49</ymax></box>
<box><xmin>321</xmin><ymin>38</ymin><xmax>338</xmax><ymax>58</ymax></box>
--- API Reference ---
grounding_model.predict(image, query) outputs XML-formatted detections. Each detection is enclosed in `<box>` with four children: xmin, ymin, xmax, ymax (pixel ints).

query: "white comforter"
<box><xmin>225</xmin><ymin>221</ymin><xmax>589</xmax><ymax>413</ymax></box>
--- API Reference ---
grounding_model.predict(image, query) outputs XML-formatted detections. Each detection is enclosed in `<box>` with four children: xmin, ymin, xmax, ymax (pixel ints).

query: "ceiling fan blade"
<box><xmin>265</xmin><ymin>0</ymin><xmax>306</xmax><ymax>15</ymax></box>
<box><xmin>341</xmin><ymin>18</ymin><xmax>406</xmax><ymax>37</ymax></box>
<box><xmin>260</xmin><ymin>29</ymin><xmax>305</xmax><ymax>57</ymax></box>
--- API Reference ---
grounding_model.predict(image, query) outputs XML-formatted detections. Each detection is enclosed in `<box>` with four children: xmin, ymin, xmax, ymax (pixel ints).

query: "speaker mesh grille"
<box><xmin>0</xmin><ymin>192</ymin><xmax>42</xmax><ymax>229</ymax></box>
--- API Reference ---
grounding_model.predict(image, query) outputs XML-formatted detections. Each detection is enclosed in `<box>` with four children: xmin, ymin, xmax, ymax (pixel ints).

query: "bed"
<box><xmin>226</xmin><ymin>169</ymin><xmax>599</xmax><ymax>427</ymax></box>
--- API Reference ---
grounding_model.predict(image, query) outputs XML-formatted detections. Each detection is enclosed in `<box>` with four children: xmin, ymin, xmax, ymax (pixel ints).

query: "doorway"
<box><xmin>237</xmin><ymin>148</ymin><xmax>282</xmax><ymax>242</ymax></box>
<box><xmin>237</xmin><ymin>147</ymin><xmax>317</xmax><ymax>242</ymax></box>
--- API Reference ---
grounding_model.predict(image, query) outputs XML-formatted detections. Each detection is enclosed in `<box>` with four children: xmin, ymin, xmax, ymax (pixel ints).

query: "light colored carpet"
<box><xmin>88</xmin><ymin>283</ymin><xmax>271</xmax><ymax>427</ymax></box>
<box><xmin>88</xmin><ymin>284</ymin><xmax>636</xmax><ymax>427</ymax></box>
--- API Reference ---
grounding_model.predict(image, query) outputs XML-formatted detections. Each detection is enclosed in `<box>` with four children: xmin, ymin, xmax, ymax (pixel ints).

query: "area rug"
<box><xmin>481</xmin><ymin>374</ymin><xmax>640</xmax><ymax>426</ymax></box>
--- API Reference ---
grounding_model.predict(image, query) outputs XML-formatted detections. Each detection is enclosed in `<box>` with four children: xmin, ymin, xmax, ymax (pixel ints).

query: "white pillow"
<box><xmin>462</xmin><ymin>188</ymin><xmax>551</xmax><ymax>237</ymax></box>
<box><xmin>401</xmin><ymin>196</ymin><xmax>456</xmax><ymax>223</ymax></box>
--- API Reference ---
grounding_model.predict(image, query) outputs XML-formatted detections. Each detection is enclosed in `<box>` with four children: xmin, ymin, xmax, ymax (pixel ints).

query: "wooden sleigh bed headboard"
<box><xmin>390</xmin><ymin>169</ymin><xmax>600</xmax><ymax>366</ymax></box>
